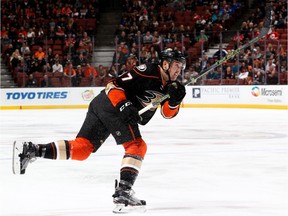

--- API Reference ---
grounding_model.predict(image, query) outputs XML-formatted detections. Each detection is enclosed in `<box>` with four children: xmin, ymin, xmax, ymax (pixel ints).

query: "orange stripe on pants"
<box><xmin>123</xmin><ymin>138</ymin><xmax>147</xmax><ymax>159</ymax></box>
<box><xmin>69</xmin><ymin>137</ymin><xmax>94</xmax><ymax>160</ymax></box>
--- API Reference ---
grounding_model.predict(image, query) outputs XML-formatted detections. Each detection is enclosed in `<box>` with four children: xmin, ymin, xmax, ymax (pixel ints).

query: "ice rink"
<box><xmin>0</xmin><ymin>108</ymin><xmax>287</xmax><ymax>216</ymax></box>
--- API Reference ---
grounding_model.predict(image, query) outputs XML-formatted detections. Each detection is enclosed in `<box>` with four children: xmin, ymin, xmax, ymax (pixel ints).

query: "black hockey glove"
<box><xmin>116</xmin><ymin>100</ymin><xmax>141</xmax><ymax>125</ymax></box>
<box><xmin>168</xmin><ymin>81</ymin><xmax>186</xmax><ymax>107</ymax></box>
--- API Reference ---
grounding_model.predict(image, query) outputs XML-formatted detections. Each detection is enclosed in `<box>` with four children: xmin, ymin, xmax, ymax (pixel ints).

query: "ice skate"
<box><xmin>12</xmin><ymin>141</ymin><xmax>39</xmax><ymax>174</ymax></box>
<box><xmin>112</xmin><ymin>180</ymin><xmax>146</xmax><ymax>214</ymax></box>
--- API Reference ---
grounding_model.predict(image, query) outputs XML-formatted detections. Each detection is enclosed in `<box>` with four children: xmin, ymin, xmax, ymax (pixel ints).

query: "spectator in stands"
<box><xmin>47</xmin><ymin>26</ymin><xmax>56</xmax><ymax>40</ymax></box>
<box><xmin>64</xmin><ymin>33</ymin><xmax>76</xmax><ymax>54</ymax></box>
<box><xmin>125</xmin><ymin>55</ymin><xmax>138</xmax><ymax>71</ymax></box>
<box><xmin>73</xmin><ymin>53</ymin><xmax>88</xmax><ymax>67</ymax></box>
<box><xmin>169</xmin><ymin>22</ymin><xmax>178</xmax><ymax>34</ymax></box>
<box><xmin>133</xmin><ymin>30</ymin><xmax>143</xmax><ymax>45</ymax></box>
<box><xmin>187</xmin><ymin>65</ymin><xmax>199</xmax><ymax>78</ymax></box>
<box><xmin>76</xmin><ymin>65</ymin><xmax>84</xmax><ymax>77</ymax></box>
<box><xmin>152</xmin><ymin>31</ymin><xmax>161</xmax><ymax>48</ymax></box>
<box><xmin>78</xmin><ymin>31</ymin><xmax>92</xmax><ymax>54</ymax></box>
<box><xmin>139</xmin><ymin>46</ymin><xmax>149</xmax><ymax>64</ymax></box>
<box><xmin>280</xmin><ymin>57</ymin><xmax>287</xmax><ymax>73</ymax></box>
<box><xmin>107</xmin><ymin>64</ymin><xmax>118</xmax><ymax>78</ymax></box>
<box><xmin>206</xmin><ymin>66</ymin><xmax>216</xmax><ymax>80</ymax></box>
<box><xmin>117</xmin><ymin>31</ymin><xmax>128</xmax><ymax>44</ymax></box>
<box><xmin>199</xmin><ymin>55</ymin><xmax>209</xmax><ymax>71</ymax></box>
<box><xmin>215</xmin><ymin>66</ymin><xmax>223</xmax><ymax>79</ymax></box>
<box><xmin>143</xmin><ymin>31</ymin><xmax>154</xmax><ymax>44</ymax></box>
<box><xmin>158</xmin><ymin>23</ymin><xmax>168</xmax><ymax>35</ymax></box>
<box><xmin>55</xmin><ymin>26</ymin><xmax>65</xmax><ymax>41</ymax></box>
<box><xmin>74</xmin><ymin>65</ymin><xmax>83</xmax><ymax>87</ymax></box>
<box><xmin>0</xmin><ymin>26</ymin><xmax>8</xmax><ymax>39</ymax></box>
<box><xmin>148</xmin><ymin>46</ymin><xmax>159</xmax><ymax>63</ymax></box>
<box><xmin>139</xmin><ymin>11</ymin><xmax>149</xmax><ymax>32</ymax></box>
<box><xmin>37</xmin><ymin>57</ymin><xmax>47</xmax><ymax>72</ymax></box>
<box><xmin>119</xmin><ymin>42</ymin><xmax>130</xmax><ymax>58</ymax></box>
<box><xmin>10</xmin><ymin>49</ymin><xmax>22</xmax><ymax>70</ymax></box>
<box><xmin>2</xmin><ymin>43</ymin><xmax>14</xmax><ymax>64</ymax></box>
<box><xmin>30</xmin><ymin>60</ymin><xmax>42</xmax><ymax>75</ymax></box>
<box><xmin>72</xmin><ymin>8</ymin><xmax>80</xmax><ymax>18</ymax></box>
<box><xmin>84</xmin><ymin>63</ymin><xmax>98</xmax><ymax>78</ymax></box>
<box><xmin>26</xmin><ymin>28</ymin><xmax>36</xmax><ymax>45</ymax></box>
<box><xmin>20</xmin><ymin>42</ymin><xmax>30</xmax><ymax>56</ymax></box>
<box><xmin>64</xmin><ymin>62</ymin><xmax>77</xmax><ymax>86</ymax></box>
<box><xmin>223</xmin><ymin>66</ymin><xmax>235</xmax><ymax>79</ymax></box>
<box><xmin>62</xmin><ymin>54</ymin><xmax>72</xmax><ymax>68</ymax></box>
<box><xmin>43</xmin><ymin>62</ymin><xmax>52</xmax><ymax>73</ymax></box>
<box><xmin>162</xmin><ymin>32</ymin><xmax>174</xmax><ymax>46</ymax></box>
<box><xmin>112</xmin><ymin>45</ymin><xmax>126</xmax><ymax>68</ymax></box>
<box><xmin>1</xmin><ymin>32</ymin><xmax>11</xmax><ymax>52</ymax></box>
<box><xmin>51</xmin><ymin>53</ymin><xmax>62</xmax><ymax>66</ymax></box>
<box><xmin>151</xmin><ymin>15</ymin><xmax>159</xmax><ymax>31</ymax></box>
<box><xmin>265</xmin><ymin>58</ymin><xmax>278</xmax><ymax>84</ymax></box>
<box><xmin>25</xmin><ymin>73</ymin><xmax>38</xmax><ymax>87</ymax></box>
<box><xmin>182</xmin><ymin>71</ymin><xmax>191</xmax><ymax>85</ymax></box>
<box><xmin>34</xmin><ymin>47</ymin><xmax>45</xmax><ymax>61</ymax></box>
<box><xmin>46</xmin><ymin>47</ymin><xmax>54</xmax><ymax>65</ymax></box>
<box><xmin>41</xmin><ymin>74</ymin><xmax>51</xmax><ymax>87</ymax></box>
<box><xmin>196</xmin><ymin>30</ymin><xmax>209</xmax><ymax>52</ymax></box>
<box><xmin>165</xmin><ymin>11</ymin><xmax>174</xmax><ymax>23</ymax></box>
<box><xmin>252</xmin><ymin>63</ymin><xmax>265</xmax><ymax>85</ymax></box>
<box><xmin>62</xmin><ymin>4</ymin><xmax>72</xmax><ymax>17</ymax></box>
<box><xmin>129</xmin><ymin>44</ymin><xmax>139</xmax><ymax>59</ymax></box>
<box><xmin>36</xmin><ymin>27</ymin><xmax>45</xmax><ymax>45</ymax></box>
<box><xmin>64</xmin><ymin>62</ymin><xmax>76</xmax><ymax>78</ymax></box>
<box><xmin>95</xmin><ymin>64</ymin><xmax>107</xmax><ymax>85</ymax></box>
<box><xmin>18</xmin><ymin>26</ymin><xmax>27</xmax><ymax>40</ymax></box>
<box><xmin>52</xmin><ymin>60</ymin><xmax>64</xmax><ymax>73</ymax></box>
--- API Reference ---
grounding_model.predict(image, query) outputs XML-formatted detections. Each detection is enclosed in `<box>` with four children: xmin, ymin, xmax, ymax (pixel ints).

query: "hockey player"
<box><xmin>13</xmin><ymin>48</ymin><xmax>186</xmax><ymax>213</ymax></box>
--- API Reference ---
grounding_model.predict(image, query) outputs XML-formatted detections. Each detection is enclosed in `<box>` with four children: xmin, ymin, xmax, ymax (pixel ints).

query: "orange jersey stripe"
<box><xmin>107</xmin><ymin>89</ymin><xmax>127</xmax><ymax>107</ymax></box>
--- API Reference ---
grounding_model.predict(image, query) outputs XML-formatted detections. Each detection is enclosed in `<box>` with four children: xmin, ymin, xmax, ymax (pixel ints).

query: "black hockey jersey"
<box><xmin>112</xmin><ymin>63</ymin><xmax>168</xmax><ymax>125</ymax></box>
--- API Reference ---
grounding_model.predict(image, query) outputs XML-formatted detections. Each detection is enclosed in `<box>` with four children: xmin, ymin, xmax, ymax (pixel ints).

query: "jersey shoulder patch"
<box><xmin>136</xmin><ymin>64</ymin><xmax>147</xmax><ymax>72</ymax></box>
<box><xmin>134</xmin><ymin>63</ymin><xmax>159</xmax><ymax>77</ymax></box>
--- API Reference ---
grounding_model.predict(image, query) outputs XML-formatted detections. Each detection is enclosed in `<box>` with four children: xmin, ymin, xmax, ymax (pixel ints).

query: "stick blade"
<box><xmin>12</xmin><ymin>141</ymin><xmax>22</xmax><ymax>175</ymax></box>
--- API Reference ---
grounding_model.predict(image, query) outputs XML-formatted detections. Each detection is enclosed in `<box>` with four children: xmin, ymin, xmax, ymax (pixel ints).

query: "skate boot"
<box><xmin>112</xmin><ymin>180</ymin><xmax>146</xmax><ymax>214</ymax></box>
<box><xmin>12</xmin><ymin>141</ymin><xmax>39</xmax><ymax>174</ymax></box>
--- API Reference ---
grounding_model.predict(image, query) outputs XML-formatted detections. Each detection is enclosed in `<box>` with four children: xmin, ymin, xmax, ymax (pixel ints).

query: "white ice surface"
<box><xmin>0</xmin><ymin>108</ymin><xmax>287</xmax><ymax>216</ymax></box>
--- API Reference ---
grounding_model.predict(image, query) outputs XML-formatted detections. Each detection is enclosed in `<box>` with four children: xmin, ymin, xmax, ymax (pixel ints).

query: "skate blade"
<box><xmin>12</xmin><ymin>141</ymin><xmax>23</xmax><ymax>175</ymax></box>
<box><xmin>113</xmin><ymin>204</ymin><xmax>146</xmax><ymax>214</ymax></box>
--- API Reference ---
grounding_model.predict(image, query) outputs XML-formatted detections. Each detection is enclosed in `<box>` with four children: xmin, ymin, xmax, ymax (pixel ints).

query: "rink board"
<box><xmin>0</xmin><ymin>85</ymin><xmax>287</xmax><ymax>110</ymax></box>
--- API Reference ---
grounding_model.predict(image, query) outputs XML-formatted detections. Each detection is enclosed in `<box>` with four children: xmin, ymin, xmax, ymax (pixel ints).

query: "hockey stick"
<box><xmin>138</xmin><ymin>4</ymin><xmax>272</xmax><ymax>115</ymax></box>
<box><xmin>186</xmin><ymin>4</ymin><xmax>273</xmax><ymax>85</ymax></box>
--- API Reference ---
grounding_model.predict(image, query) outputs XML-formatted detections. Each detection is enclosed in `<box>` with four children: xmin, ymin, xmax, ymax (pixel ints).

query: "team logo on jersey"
<box><xmin>136</xmin><ymin>64</ymin><xmax>147</xmax><ymax>72</ymax></box>
<box><xmin>137</xmin><ymin>91</ymin><xmax>164</xmax><ymax>111</ymax></box>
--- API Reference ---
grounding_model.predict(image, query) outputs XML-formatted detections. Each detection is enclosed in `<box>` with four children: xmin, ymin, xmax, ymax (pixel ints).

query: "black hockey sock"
<box><xmin>120</xmin><ymin>168</ymin><xmax>138</xmax><ymax>190</ymax></box>
<box><xmin>38</xmin><ymin>143</ymin><xmax>57</xmax><ymax>159</ymax></box>
<box><xmin>38</xmin><ymin>140</ymin><xmax>70</xmax><ymax>160</ymax></box>
<box><xmin>119</xmin><ymin>154</ymin><xmax>143</xmax><ymax>190</ymax></box>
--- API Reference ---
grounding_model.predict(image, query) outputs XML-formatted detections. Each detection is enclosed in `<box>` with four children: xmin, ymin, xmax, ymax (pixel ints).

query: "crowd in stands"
<box><xmin>1</xmin><ymin>0</ymin><xmax>101</xmax><ymax>87</ymax></box>
<box><xmin>1</xmin><ymin>0</ymin><xmax>287</xmax><ymax>88</ymax></box>
<box><xmin>112</xmin><ymin>0</ymin><xmax>287</xmax><ymax>85</ymax></box>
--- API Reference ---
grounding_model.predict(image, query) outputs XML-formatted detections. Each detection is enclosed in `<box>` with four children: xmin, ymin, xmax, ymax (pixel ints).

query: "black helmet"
<box><xmin>160</xmin><ymin>48</ymin><xmax>186</xmax><ymax>70</ymax></box>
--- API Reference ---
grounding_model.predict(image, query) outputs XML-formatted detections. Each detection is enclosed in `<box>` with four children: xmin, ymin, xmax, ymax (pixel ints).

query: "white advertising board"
<box><xmin>0</xmin><ymin>87</ymin><xmax>104</xmax><ymax>109</ymax></box>
<box><xmin>0</xmin><ymin>86</ymin><xmax>287</xmax><ymax>110</ymax></box>
<box><xmin>185</xmin><ymin>85</ymin><xmax>287</xmax><ymax>109</ymax></box>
